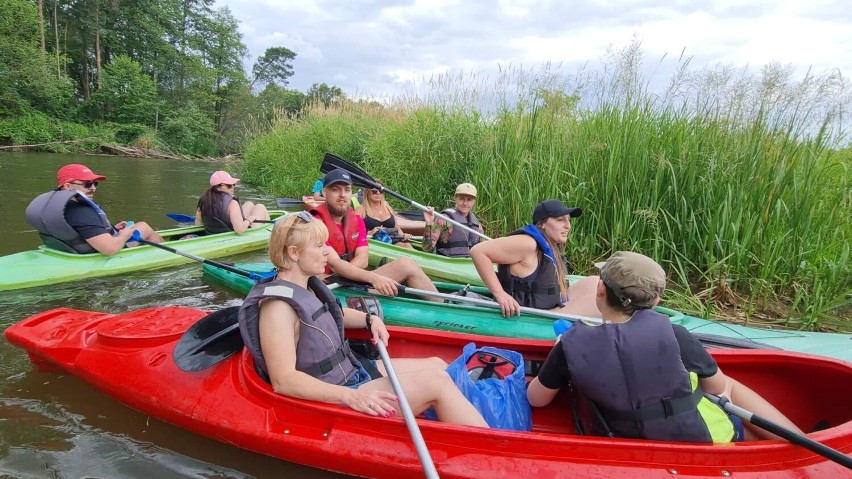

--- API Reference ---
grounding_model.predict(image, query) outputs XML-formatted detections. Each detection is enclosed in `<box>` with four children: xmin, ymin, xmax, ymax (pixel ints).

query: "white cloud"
<box><xmin>215</xmin><ymin>0</ymin><xmax>852</xmax><ymax>96</ymax></box>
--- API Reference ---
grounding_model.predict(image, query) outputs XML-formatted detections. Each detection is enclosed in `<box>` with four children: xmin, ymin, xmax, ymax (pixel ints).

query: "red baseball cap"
<box><xmin>57</xmin><ymin>164</ymin><xmax>107</xmax><ymax>186</ymax></box>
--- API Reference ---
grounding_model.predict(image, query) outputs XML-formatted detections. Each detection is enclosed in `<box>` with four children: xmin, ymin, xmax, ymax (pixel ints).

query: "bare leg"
<box><xmin>136</xmin><ymin>222</ymin><xmax>164</xmax><ymax>243</ymax></box>
<box><xmin>396</xmin><ymin>241</ymin><xmax>415</xmax><ymax>249</ymax></box>
<box><xmin>554</xmin><ymin>276</ymin><xmax>601</xmax><ymax>317</ymax></box>
<box><xmin>722</xmin><ymin>376</ymin><xmax>803</xmax><ymax>440</ymax></box>
<box><xmin>374</xmin><ymin>257</ymin><xmax>441</xmax><ymax>301</ymax></box>
<box><xmin>360</xmin><ymin>363</ymin><xmax>488</xmax><ymax>427</ymax></box>
<box><xmin>241</xmin><ymin>202</ymin><xmax>271</xmax><ymax>225</ymax></box>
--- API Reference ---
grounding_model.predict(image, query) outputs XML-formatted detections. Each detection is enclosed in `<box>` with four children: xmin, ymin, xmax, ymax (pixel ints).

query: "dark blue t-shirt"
<box><xmin>64</xmin><ymin>201</ymin><xmax>114</xmax><ymax>240</ymax></box>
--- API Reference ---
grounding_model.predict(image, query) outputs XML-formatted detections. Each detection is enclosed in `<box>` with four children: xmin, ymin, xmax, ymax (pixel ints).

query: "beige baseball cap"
<box><xmin>595</xmin><ymin>251</ymin><xmax>666</xmax><ymax>308</ymax></box>
<box><xmin>454</xmin><ymin>183</ymin><xmax>477</xmax><ymax>198</ymax></box>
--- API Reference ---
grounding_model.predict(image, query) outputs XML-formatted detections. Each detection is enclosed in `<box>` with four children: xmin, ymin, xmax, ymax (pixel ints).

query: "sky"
<box><xmin>214</xmin><ymin>0</ymin><xmax>852</xmax><ymax>100</ymax></box>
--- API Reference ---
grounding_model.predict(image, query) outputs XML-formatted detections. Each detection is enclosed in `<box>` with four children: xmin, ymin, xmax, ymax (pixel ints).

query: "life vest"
<box><xmin>496</xmin><ymin>225</ymin><xmax>563</xmax><ymax>309</ymax></box>
<box><xmin>25</xmin><ymin>189</ymin><xmax>112</xmax><ymax>254</ymax></box>
<box><xmin>198</xmin><ymin>192</ymin><xmax>239</xmax><ymax>234</ymax></box>
<box><xmin>238</xmin><ymin>276</ymin><xmax>358</xmax><ymax>385</ymax></box>
<box><xmin>561</xmin><ymin>309</ymin><xmax>735</xmax><ymax>443</ymax></box>
<box><xmin>310</xmin><ymin>203</ymin><xmax>362</xmax><ymax>269</ymax></box>
<box><xmin>436</xmin><ymin>208</ymin><xmax>482</xmax><ymax>257</ymax></box>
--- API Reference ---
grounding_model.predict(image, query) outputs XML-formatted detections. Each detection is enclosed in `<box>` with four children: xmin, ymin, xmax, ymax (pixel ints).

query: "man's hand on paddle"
<box><xmin>369</xmin><ymin>273</ymin><xmax>398</xmax><ymax>296</ymax></box>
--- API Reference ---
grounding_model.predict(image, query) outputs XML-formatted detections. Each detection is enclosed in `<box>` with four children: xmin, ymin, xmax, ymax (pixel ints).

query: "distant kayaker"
<box><xmin>195</xmin><ymin>170</ymin><xmax>270</xmax><ymax>234</ymax></box>
<box><xmin>238</xmin><ymin>213</ymin><xmax>489</xmax><ymax>427</ymax></box>
<box><xmin>310</xmin><ymin>168</ymin><xmax>440</xmax><ymax>299</ymax></box>
<box><xmin>526</xmin><ymin>251</ymin><xmax>804</xmax><ymax>442</ymax></box>
<box><xmin>422</xmin><ymin>182</ymin><xmax>484</xmax><ymax>258</ymax></box>
<box><xmin>470</xmin><ymin>199</ymin><xmax>599</xmax><ymax>317</ymax></box>
<box><xmin>354</xmin><ymin>179</ymin><xmax>414</xmax><ymax>249</ymax></box>
<box><xmin>25</xmin><ymin>163</ymin><xmax>164</xmax><ymax>255</ymax></box>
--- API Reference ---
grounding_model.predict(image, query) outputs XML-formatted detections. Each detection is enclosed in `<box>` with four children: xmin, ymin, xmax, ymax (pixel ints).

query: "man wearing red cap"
<box><xmin>25</xmin><ymin>164</ymin><xmax>163</xmax><ymax>255</ymax></box>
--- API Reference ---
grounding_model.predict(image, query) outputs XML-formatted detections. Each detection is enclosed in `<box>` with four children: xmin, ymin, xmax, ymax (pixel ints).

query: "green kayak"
<box><xmin>201</xmin><ymin>262</ymin><xmax>852</xmax><ymax>362</ymax></box>
<box><xmin>0</xmin><ymin>211</ymin><xmax>287</xmax><ymax>291</ymax></box>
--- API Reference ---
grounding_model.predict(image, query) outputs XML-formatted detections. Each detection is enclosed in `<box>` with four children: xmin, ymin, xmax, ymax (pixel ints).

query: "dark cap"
<box><xmin>322</xmin><ymin>168</ymin><xmax>352</xmax><ymax>187</ymax></box>
<box><xmin>532</xmin><ymin>199</ymin><xmax>582</xmax><ymax>224</ymax></box>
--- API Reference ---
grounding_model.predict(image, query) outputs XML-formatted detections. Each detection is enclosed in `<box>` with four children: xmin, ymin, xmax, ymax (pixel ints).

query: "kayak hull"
<box><xmin>0</xmin><ymin>210</ymin><xmax>287</xmax><ymax>291</ymax></box>
<box><xmin>5</xmin><ymin>306</ymin><xmax>851</xmax><ymax>479</ymax></box>
<box><xmin>202</xmin><ymin>262</ymin><xmax>852</xmax><ymax>362</ymax></box>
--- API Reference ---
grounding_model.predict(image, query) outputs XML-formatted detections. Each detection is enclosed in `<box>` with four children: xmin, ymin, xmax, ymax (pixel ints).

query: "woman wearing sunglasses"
<box><xmin>238</xmin><ymin>213</ymin><xmax>489</xmax><ymax>427</ymax></box>
<box><xmin>354</xmin><ymin>182</ymin><xmax>414</xmax><ymax>249</ymax></box>
<box><xmin>26</xmin><ymin>163</ymin><xmax>164</xmax><ymax>255</ymax></box>
<box><xmin>195</xmin><ymin>170</ymin><xmax>270</xmax><ymax>234</ymax></box>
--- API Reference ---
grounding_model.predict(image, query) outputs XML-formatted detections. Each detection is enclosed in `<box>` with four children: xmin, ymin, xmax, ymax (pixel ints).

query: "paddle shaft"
<box><xmin>138</xmin><ymin>240</ymin><xmax>257</xmax><ymax>279</ymax></box>
<box><xmin>704</xmin><ymin>393</ymin><xmax>852</xmax><ymax>469</ymax></box>
<box><xmin>167</xmin><ymin>213</ymin><xmax>275</xmax><ymax>224</ymax></box>
<box><xmin>375</xmin><ymin>341</ymin><xmax>440</xmax><ymax>478</ymax></box>
<box><xmin>397</xmin><ymin>285</ymin><xmax>603</xmax><ymax>324</ymax></box>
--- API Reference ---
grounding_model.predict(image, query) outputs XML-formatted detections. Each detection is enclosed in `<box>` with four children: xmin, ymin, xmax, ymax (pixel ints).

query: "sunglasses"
<box><xmin>71</xmin><ymin>180</ymin><xmax>99</xmax><ymax>188</ymax></box>
<box><xmin>370</xmin><ymin>188</ymin><xmax>383</xmax><ymax>195</ymax></box>
<box><xmin>218</xmin><ymin>183</ymin><xmax>235</xmax><ymax>189</ymax></box>
<box><xmin>293</xmin><ymin>211</ymin><xmax>313</xmax><ymax>223</ymax></box>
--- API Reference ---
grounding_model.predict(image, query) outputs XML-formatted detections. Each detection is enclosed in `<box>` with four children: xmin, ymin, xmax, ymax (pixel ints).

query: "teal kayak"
<box><xmin>201</xmin><ymin>262</ymin><xmax>852</xmax><ymax>362</ymax></box>
<box><xmin>0</xmin><ymin>211</ymin><xmax>287</xmax><ymax>291</ymax></box>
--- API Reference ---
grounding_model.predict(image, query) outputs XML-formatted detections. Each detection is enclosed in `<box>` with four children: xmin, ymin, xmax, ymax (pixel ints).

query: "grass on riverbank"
<box><xmin>241</xmin><ymin>46</ymin><xmax>851</xmax><ymax>332</ymax></box>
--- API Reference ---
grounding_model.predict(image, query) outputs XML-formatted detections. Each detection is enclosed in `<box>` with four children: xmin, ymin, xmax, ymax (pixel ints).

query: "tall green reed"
<box><xmin>241</xmin><ymin>45</ymin><xmax>851</xmax><ymax>330</ymax></box>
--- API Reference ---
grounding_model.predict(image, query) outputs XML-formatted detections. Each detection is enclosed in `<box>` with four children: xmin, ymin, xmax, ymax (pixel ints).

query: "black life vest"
<box><xmin>25</xmin><ymin>189</ymin><xmax>112</xmax><ymax>254</ymax></box>
<box><xmin>561</xmin><ymin>309</ymin><xmax>734</xmax><ymax>443</ymax></box>
<box><xmin>436</xmin><ymin>208</ymin><xmax>482</xmax><ymax>257</ymax></box>
<box><xmin>497</xmin><ymin>225</ymin><xmax>563</xmax><ymax>309</ymax></box>
<box><xmin>238</xmin><ymin>276</ymin><xmax>358</xmax><ymax>385</ymax></box>
<box><xmin>198</xmin><ymin>192</ymin><xmax>239</xmax><ymax>234</ymax></box>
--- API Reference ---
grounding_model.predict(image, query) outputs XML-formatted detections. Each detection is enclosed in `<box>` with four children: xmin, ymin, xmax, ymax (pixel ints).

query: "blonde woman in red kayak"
<box><xmin>238</xmin><ymin>212</ymin><xmax>489</xmax><ymax>427</ymax></box>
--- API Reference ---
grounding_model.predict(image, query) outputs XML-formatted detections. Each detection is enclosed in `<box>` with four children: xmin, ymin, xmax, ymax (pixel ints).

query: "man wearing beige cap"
<box><xmin>526</xmin><ymin>251</ymin><xmax>802</xmax><ymax>443</ymax></box>
<box><xmin>423</xmin><ymin>182</ymin><xmax>484</xmax><ymax>257</ymax></box>
<box><xmin>25</xmin><ymin>163</ymin><xmax>163</xmax><ymax>255</ymax></box>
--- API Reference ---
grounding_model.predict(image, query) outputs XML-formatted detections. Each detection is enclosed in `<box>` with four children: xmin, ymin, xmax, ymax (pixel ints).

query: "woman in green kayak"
<box><xmin>195</xmin><ymin>170</ymin><xmax>270</xmax><ymax>234</ymax></box>
<box><xmin>470</xmin><ymin>199</ymin><xmax>600</xmax><ymax>317</ymax></box>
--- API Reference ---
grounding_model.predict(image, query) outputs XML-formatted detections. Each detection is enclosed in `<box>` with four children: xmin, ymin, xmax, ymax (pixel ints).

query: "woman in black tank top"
<box><xmin>354</xmin><ymin>182</ymin><xmax>414</xmax><ymax>249</ymax></box>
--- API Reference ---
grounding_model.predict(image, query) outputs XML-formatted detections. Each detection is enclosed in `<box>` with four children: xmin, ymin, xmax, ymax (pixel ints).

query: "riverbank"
<box><xmin>237</xmin><ymin>61</ymin><xmax>851</xmax><ymax>333</ymax></box>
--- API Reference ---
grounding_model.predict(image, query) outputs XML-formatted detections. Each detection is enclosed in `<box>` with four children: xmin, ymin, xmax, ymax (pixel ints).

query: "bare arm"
<box><xmin>469</xmin><ymin>235</ymin><xmax>537</xmax><ymax>316</ymax></box>
<box><xmin>194</xmin><ymin>209</ymin><xmax>202</xmax><ymax>226</ymax></box>
<box><xmin>85</xmin><ymin>228</ymin><xmax>136</xmax><ymax>256</ymax></box>
<box><xmin>526</xmin><ymin>377</ymin><xmax>560</xmax><ymax>407</ymax></box>
<box><xmin>349</xmin><ymin>245</ymin><xmax>370</xmax><ymax>269</ymax></box>
<box><xmin>326</xmin><ymin>249</ymin><xmax>398</xmax><ymax>296</ymax></box>
<box><xmin>228</xmin><ymin>200</ymin><xmax>251</xmax><ymax>234</ymax></box>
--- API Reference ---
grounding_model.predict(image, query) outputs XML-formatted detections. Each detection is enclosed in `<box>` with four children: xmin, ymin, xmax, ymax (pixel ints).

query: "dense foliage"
<box><xmin>0</xmin><ymin>0</ymin><xmax>345</xmax><ymax>154</ymax></box>
<box><xmin>242</xmin><ymin>49</ymin><xmax>851</xmax><ymax>331</ymax></box>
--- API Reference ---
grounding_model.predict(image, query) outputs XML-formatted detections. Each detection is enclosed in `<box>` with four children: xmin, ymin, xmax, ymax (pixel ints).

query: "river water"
<box><xmin>0</xmin><ymin>153</ymin><xmax>345</xmax><ymax>478</ymax></box>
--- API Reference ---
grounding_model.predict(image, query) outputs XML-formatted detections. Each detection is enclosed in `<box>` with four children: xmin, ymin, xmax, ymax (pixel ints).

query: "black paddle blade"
<box><xmin>173</xmin><ymin>306</ymin><xmax>245</xmax><ymax>372</ymax></box>
<box><xmin>276</xmin><ymin>197</ymin><xmax>306</xmax><ymax>208</ymax></box>
<box><xmin>320</xmin><ymin>153</ymin><xmax>377</xmax><ymax>188</ymax></box>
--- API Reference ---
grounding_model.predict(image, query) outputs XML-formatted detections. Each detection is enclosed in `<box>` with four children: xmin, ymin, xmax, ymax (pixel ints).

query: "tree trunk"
<box><xmin>95</xmin><ymin>2</ymin><xmax>102</xmax><ymax>91</ymax></box>
<box><xmin>37</xmin><ymin>0</ymin><xmax>45</xmax><ymax>54</ymax></box>
<box><xmin>53</xmin><ymin>0</ymin><xmax>59</xmax><ymax>76</ymax></box>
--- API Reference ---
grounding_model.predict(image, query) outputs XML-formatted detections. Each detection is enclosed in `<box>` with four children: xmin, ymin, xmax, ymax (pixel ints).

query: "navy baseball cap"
<box><xmin>533</xmin><ymin>199</ymin><xmax>582</xmax><ymax>224</ymax></box>
<box><xmin>323</xmin><ymin>169</ymin><xmax>353</xmax><ymax>186</ymax></box>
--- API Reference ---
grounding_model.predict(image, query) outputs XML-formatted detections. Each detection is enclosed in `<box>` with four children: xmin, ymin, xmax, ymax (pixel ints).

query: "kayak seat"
<box><xmin>40</xmin><ymin>233</ymin><xmax>92</xmax><ymax>254</ymax></box>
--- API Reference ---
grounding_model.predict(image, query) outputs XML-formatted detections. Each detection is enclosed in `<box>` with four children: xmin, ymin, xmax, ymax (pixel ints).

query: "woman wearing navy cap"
<box><xmin>470</xmin><ymin>199</ymin><xmax>600</xmax><ymax>317</ymax></box>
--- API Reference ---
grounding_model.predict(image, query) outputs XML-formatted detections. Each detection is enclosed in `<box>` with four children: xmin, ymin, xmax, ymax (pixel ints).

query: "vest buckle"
<box><xmin>661</xmin><ymin>396</ymin><xmax>674</xmax><ymax>418</ymax></box>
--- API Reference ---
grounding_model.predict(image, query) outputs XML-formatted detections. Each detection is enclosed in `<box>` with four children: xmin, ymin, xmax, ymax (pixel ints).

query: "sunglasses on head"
<box><xmin>293</xmin><ymin>211</ymin><xmax>313</xmax><ymax>223</ymax></box>
<box><xmin>71</xmin><ymin>180</ymin><xmax>99</xmax><ymax>188</ymax></box>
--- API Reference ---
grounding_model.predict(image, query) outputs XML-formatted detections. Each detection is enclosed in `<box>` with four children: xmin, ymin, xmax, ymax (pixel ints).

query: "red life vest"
<box><xmin>310</xmin><ymin>203</ymin><xmax>362</xmax><ymax>273</ymax></box>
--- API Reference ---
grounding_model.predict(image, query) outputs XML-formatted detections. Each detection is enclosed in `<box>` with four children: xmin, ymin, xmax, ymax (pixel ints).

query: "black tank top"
<box><xmin>363</xmin><ymin>213</ymin><xmax>396</xmax><ymax>230</ymax></box>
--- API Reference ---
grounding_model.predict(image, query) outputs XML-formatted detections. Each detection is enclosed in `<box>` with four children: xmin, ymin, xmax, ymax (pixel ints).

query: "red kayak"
<box><xmin>5</xmin><ymin>306</ymin><xmax>851</xmax><ymax>478</ymax></box>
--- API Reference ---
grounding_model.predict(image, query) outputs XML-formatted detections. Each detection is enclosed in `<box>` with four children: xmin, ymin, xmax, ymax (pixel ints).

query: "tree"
<box><xmin>257</xmin><ymin>83</ymin><xmax>305</xmax><ymax>120</ymax></box>
<box><xmin>306</xmin><ymin>82</ymin><xmax>346</xmax><ymax>107</ymax></box>
<box><xmin>252</xmin><ymin>46</ymin><xmax>296</xmax><ymax>87</ymax></box>
<box><xmin>87</xmin><ymin>55</ymin><xmax>159</xmax><ymax>125</ymax></box>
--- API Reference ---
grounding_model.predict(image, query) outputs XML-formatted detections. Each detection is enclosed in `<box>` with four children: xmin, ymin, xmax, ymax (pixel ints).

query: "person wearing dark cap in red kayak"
<box><xmin>470</xmin><ymin>199</ymin><xmax>599</xmax><ymax>317</ymax></box>
<box><xmin>25</xmin><ymin>163</ymin><xmax>163</xmax><ymax>255</ymax></box>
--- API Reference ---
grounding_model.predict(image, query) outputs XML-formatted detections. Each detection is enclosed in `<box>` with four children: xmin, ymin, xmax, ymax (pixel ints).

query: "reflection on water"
<box><xmin>0</xmin><ymin>153</ymin><xmax>349</xmax><ymax>478</ymax></box>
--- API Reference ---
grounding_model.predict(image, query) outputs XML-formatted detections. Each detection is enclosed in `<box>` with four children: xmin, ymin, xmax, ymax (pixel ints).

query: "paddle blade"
<box><xmin>320</xmin><ymin>153</ymin><xmax>376</xmax><ymax>188</ymax></box>
<box><xmin>166</xmin><ymin>213</ymin><xmax>197</xmax><ymax>223</ymax></box>
<box><xmin>276</xmin><ymin>197</ymin><xmax>307</xmax><ymax>208</ymax></box>
<box><xmin>173</xmin><ymin>306</ymin><xmax>245</xmax><ymax>372</ymax></box>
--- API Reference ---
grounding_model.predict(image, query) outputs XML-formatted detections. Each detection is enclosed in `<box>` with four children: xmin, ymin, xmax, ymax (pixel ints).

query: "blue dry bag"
<box><xmin>436</xmin><ymin>342</ymin><xmax>532</xmax><ymax>431</ymax></box>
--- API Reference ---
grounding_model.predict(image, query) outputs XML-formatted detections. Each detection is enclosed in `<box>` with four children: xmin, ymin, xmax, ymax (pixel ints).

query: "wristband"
<box><xmin>365</xmin><ymin>312</ymin><xmax>373</xmax><ymax>332</ymax></box>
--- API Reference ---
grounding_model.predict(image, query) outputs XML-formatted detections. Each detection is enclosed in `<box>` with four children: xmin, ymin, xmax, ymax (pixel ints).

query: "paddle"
<box><xmin>321</xmin><ymin>152</ymin><xmax>491</xmax><ymax>241</ymax></box>
<box><xmin>703</xmin><ymin>393</ymin><xmax>852</xmax><ymax>469</ymax></box>
<box><xmin>276</xmin><ymin>197</ymin><xmax>309</xmax><ymax>208</ymax></box>
<box><xmin>376</xmin><ymin>341</ymin><xmax>440</xmax><ymax>478</ymax></box>
<box><xmin>138</xmin><ymin>240</ymin><xmax>265</xmax><ymax>280</ymax></box>
<box><xmin>166</xmin><ymin>213</ymin><xmax>276</xmax><ymax>224</ymax></box>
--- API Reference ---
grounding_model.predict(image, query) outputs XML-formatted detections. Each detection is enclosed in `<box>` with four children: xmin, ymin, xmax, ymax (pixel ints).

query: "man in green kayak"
<box><xmin>422</xmin><ymin>182</ymin><xmax>484</xmax><ymax>257</ymax></box>
<box><xmin>309</xmin><ymin>168</ymin><xmax>440</xmax><ymax>299</ymax></box>
<box><xmin>25</xmin><ymin>163</ymin><xmax>164</xmax><ymax>255</ymax></box>
<box><xmin>526</xmin><ymin>251</ymin><xmax>804</xmax><ymax>443</ymax></box>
